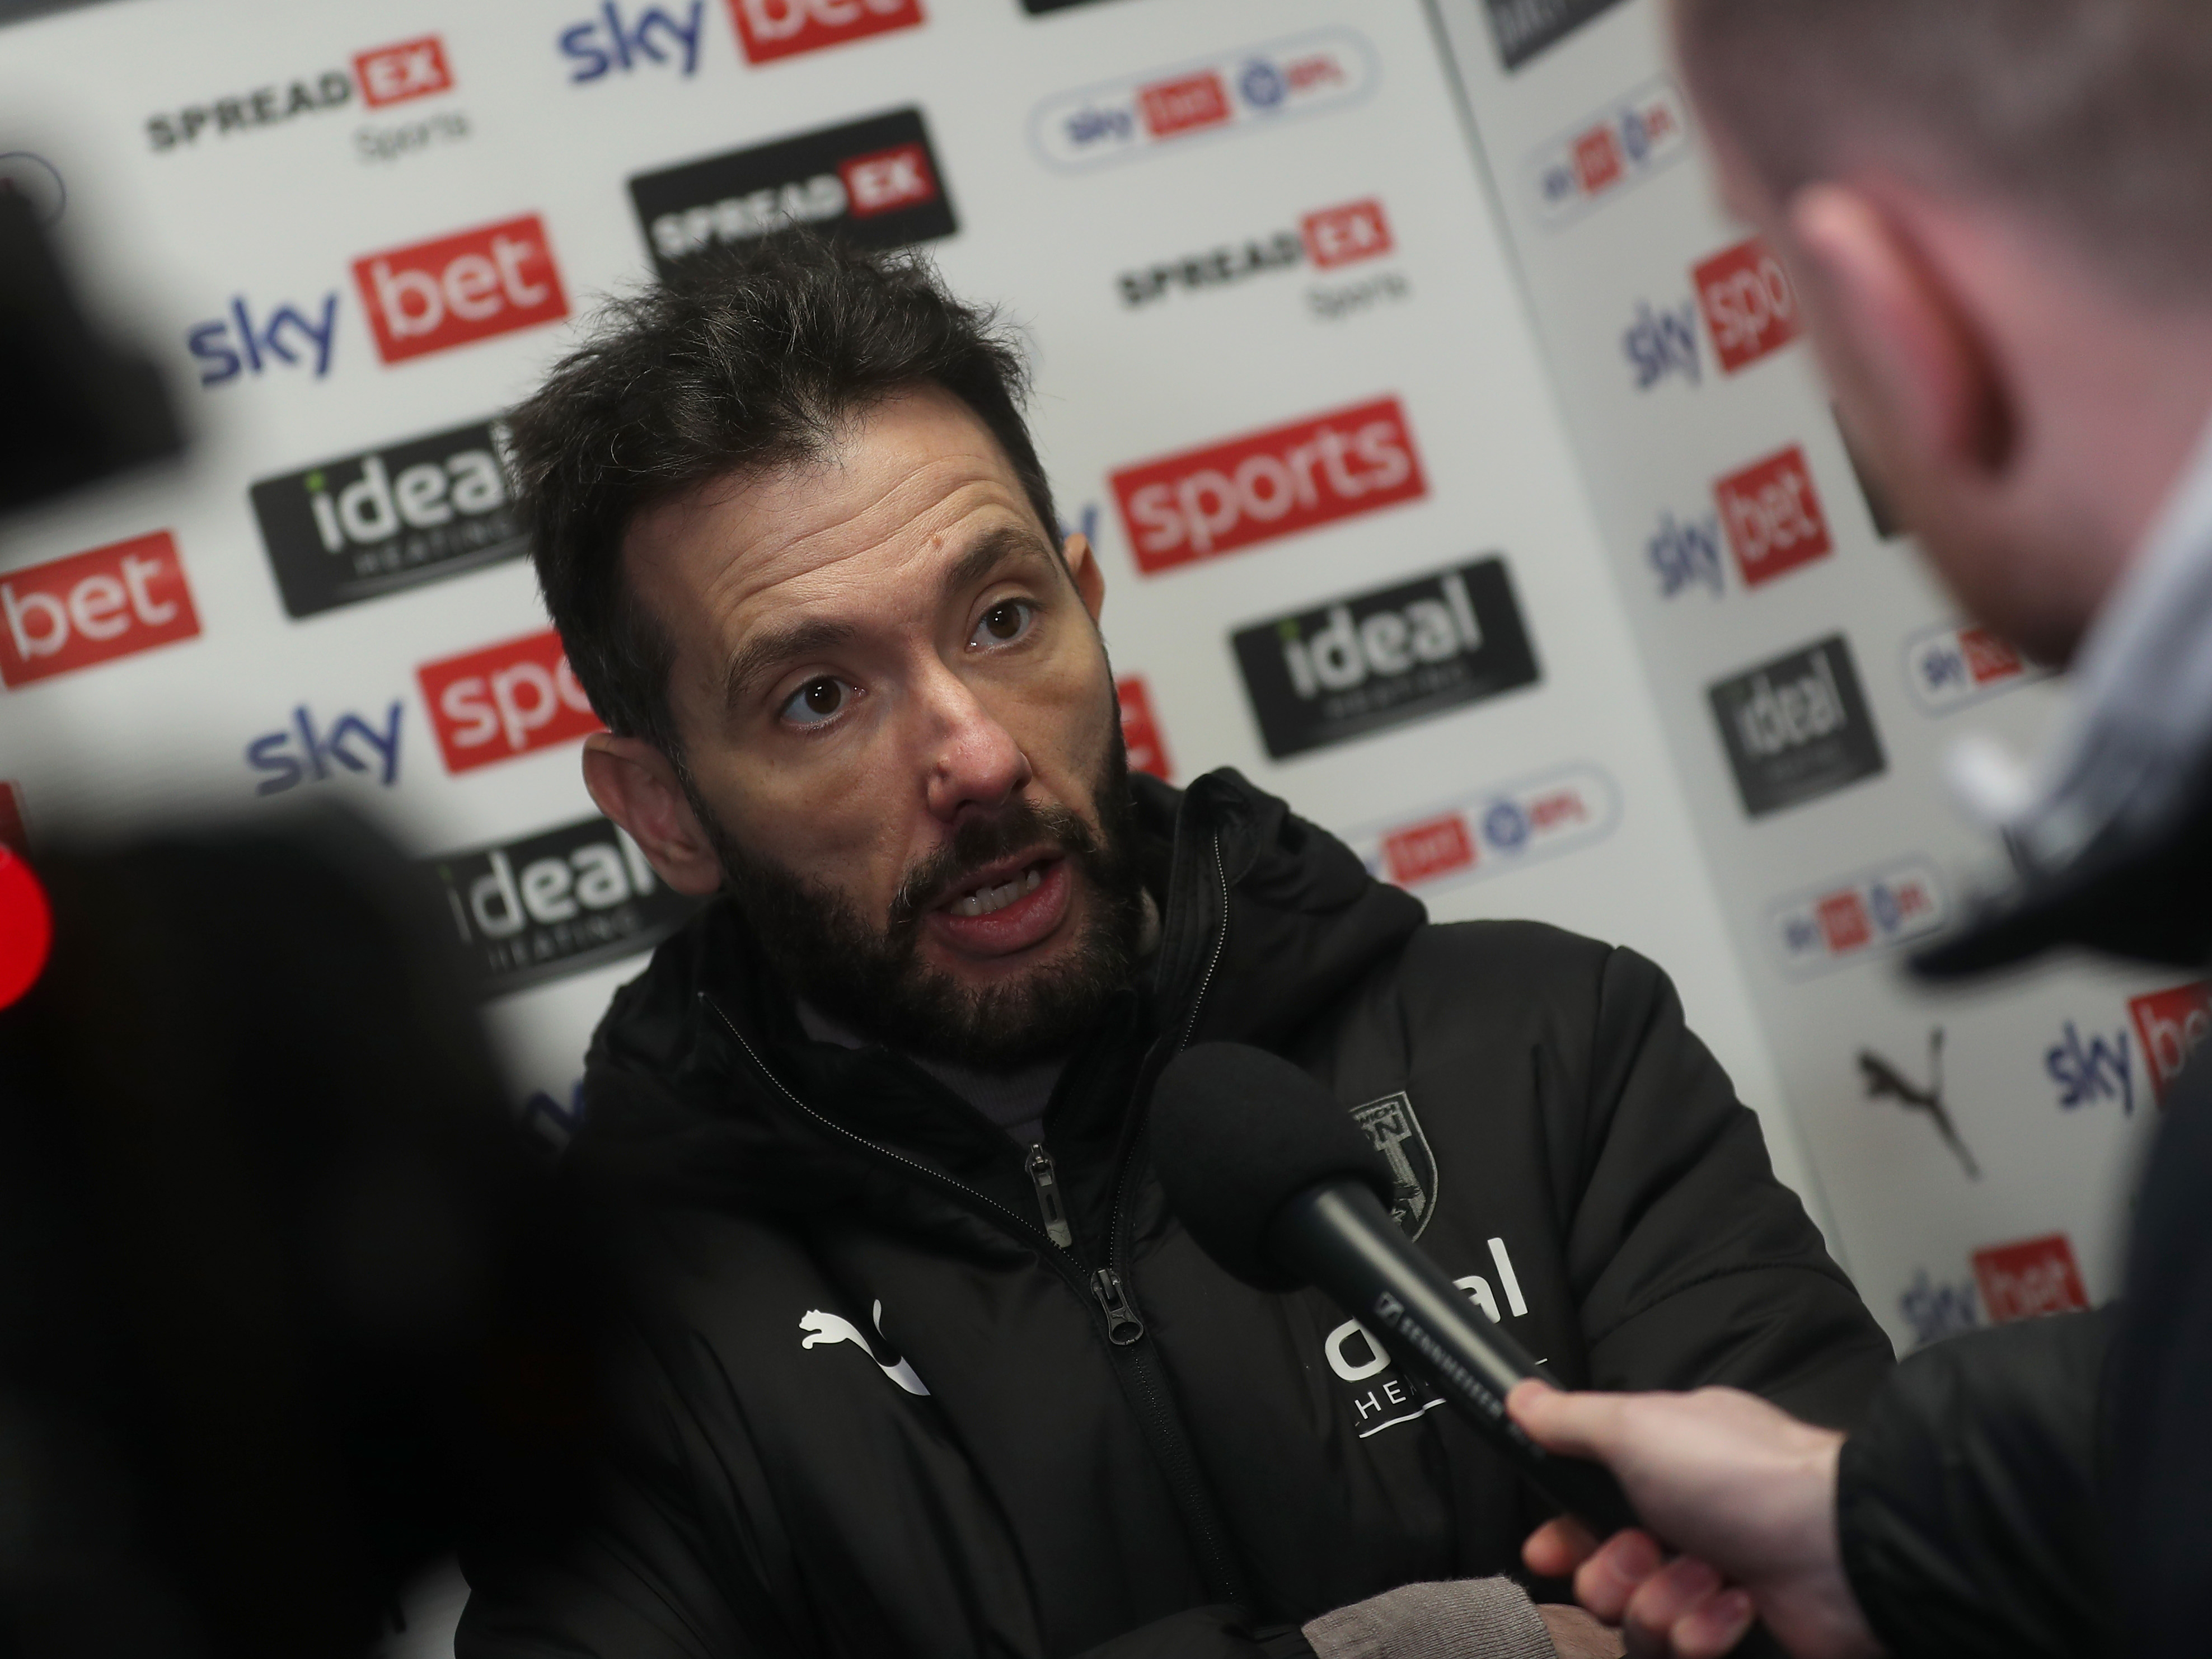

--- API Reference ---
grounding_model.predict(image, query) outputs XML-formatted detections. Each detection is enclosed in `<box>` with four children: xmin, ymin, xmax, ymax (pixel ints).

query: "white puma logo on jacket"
<box><xmin>800</xmin><ymin>1300</ymin><xmax>930</xmax><ymax>1395</ymax></box>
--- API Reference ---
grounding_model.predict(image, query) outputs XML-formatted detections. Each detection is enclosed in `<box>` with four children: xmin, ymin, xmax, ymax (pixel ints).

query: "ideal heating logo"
<box><xmin>147</xmin><ymin>35</ymin><xmax>453</xmax><ymax>151</ymax></box>
<box><xmin>1483</xmin><ymin>0</ymin><xmax>1630</xmax><ymax>71</ymax></box>
<box><xmin>1709</xmin><ymin>634</ymin><xmax>1885</xmax><ymax>818</ymax></box>
<box><xmin>630</xmin><ymin>106</ymin><xmax>953</xmax><ymax>277</ymax></box>
<box><xmin>250</xmin><ymin>418</ymin><xmax>525</xmax><ymax>618</ymax></box>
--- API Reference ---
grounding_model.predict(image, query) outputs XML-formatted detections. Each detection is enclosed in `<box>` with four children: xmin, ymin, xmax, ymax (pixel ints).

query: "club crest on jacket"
<box><xmin>1352</xmin><ymin>1091</ymin><xmax>1436</xmax><ymax>1238</ymax></box>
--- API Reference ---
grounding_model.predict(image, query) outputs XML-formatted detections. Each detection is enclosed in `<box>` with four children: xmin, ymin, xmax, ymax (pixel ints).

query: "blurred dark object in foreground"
<box><xmin>0</xmin><ymin>182</ymin><xmax>181</xmax><ymax>514</ymax></box>
<box><xmin>0</xmin><ymin>812</ymin><xmax>600</xmax><ymax>1659</ymax></box>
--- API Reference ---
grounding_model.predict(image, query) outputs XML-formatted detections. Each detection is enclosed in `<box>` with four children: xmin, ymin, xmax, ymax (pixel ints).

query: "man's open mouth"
<box><xmin>948</xmin><ymin>864</ymin><xmax>1045</xmax><ymax>918</ymax></box>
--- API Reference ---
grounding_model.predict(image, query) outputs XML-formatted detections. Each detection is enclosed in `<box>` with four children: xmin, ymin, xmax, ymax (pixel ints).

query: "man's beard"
<box><xmin>687</xmin><ymin>737</ymin><xmax>1148</xmax><ymax>1070</ymax></box>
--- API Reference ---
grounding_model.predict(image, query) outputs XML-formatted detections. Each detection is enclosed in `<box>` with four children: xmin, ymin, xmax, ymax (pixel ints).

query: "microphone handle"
<box><xmin>1268</xmin><ymin>1182</ymin><xmax>1639</xmax><ymax>1537</ymax></box>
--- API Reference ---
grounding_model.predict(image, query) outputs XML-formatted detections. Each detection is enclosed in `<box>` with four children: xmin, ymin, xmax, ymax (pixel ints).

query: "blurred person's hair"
<box><xmin>505</xmin><ymin>233</ymin><xmax>1058</xmax><ymax>763</ymax></box>
<box><xmin>1673</xmin><ymin>0</ymin><xmax>2212</xmax><ymax>297</ymax></box>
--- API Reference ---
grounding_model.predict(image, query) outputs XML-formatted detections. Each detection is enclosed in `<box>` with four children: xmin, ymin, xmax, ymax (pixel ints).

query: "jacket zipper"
<box><xmin>1089</xmin><ymin>1266</ymin><xmax>1144</xmax><ymax>1344</ymax></box>
<box><xmin>1025</xmin><ymin>1142</ymin><xmax>1075</xmax><ymax>1250</ymax></box>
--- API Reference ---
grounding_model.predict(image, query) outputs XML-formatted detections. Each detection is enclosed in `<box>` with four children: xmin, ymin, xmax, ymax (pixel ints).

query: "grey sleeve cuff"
<box><xmin>1301</xmin><ymin>1577</ymin><xmax>1553</xmax><ymax>1659</ymax></box>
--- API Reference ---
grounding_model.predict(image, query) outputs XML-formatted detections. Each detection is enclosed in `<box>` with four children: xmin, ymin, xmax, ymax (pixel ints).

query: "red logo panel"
<box><xmin>727</xmin><ymin>0</ymin><xmax>924</xmax><ymax>64</ymax></box>
<box><xmin>1972</xmin><ymin>1234</ymin><xmax>2089</xmax><ymax>1324</ymax></box>
<box><xmin>1301</xmin><ymin>198</ymin><xmax>1393</xmax><ymax>270</ymax></box>
<box><xmin>1116</xmin><ymin>676</ymin><xmax>1172</xmax><ymax>781</ymax></box>
<box><xmin>1694</xmin><ymin>235</ymin><xmax>1802</xmax><ymax>374</ymax></box>
<box><xmin>1816</xmin><ymin>891</ymin><xmax>1871</xmax><ymax>954</ymax></box>
<box><xmin>1383</xmin><ymin>813</ymin><xmax>1477</xmax><ymax>888</ymax></box>
<box><xmin>354</xmin><ymin>214</ymin><xmax>568</xmax><ymax>365</ymax></box>
<box><xmin>1111</xmin><ymin>397</ymin><xmax>1428</xmax><ymax>576</ymax></box>
<box><xmin>0</xmin><ymin>782</ymin><xmax>29</xmax><ymax>859</ymax></box>
<box><xmin>1960</xmin><ymin>627</ymin><xmax>2024</xmax><ymax>685</ymax></box>
<box><xmin>1139</xmin><ymin>72</ymin><xmax>1232</xmax><ymax>138</ymax></box>
<box><xmin>354</xmin><ymin>35</ymin><xmax>452</xmax><ymax>108</ymax></box>
<box><xmin>418</xmin><ymin>627</ymin><xmax>604</xmax><ymax>773</ymax></box>
<box><xmin>2130</xmin><ymin>981</ymin><xmax>2212</xmax><ymax>1107</ymax></box>
<box><xmin>0</xmin><ymin>532</ymin><xmax>200</xmax><ymax>688</ymax></box>
<box><xmin>839</xmin><ymin>143</ymin><xmax>936</xmax><ymax>217</ymax></box>
<box><xmin>1714</xmin><ymin>445</ymin><xmax>1832</xmax><ymax>588</ymax></box>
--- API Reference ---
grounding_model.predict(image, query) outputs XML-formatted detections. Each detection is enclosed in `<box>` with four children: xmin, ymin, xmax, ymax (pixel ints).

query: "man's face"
<box><xmin>617</xmin><ymin>388</ymin><xmax>1144</xmax><ymax>1067</ymax></box>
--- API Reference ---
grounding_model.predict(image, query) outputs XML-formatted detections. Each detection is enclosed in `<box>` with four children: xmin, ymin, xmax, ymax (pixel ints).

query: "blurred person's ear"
<box><xmin>582</xmin><ymin>734</ymin><xmax>726</xmax><ymax>896</ymax></box>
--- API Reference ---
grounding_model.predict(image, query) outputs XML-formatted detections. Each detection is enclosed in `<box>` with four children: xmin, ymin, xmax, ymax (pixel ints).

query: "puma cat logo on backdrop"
<box><xmin>800</xmin><ymin>1300</ymin><xmax>930</xmax><ymax>1395</ymax></box>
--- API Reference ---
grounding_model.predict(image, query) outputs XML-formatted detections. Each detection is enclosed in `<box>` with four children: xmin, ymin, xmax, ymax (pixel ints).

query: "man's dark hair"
<box><xmin>1674</xmin><ymin>0</ymin><xmax>2212</xmax><ymax>297</ymax></box>
<box><xmin>506</xmin><ymin>235</ymin><xmax>1060</xmax><ymax>758</ymax></box>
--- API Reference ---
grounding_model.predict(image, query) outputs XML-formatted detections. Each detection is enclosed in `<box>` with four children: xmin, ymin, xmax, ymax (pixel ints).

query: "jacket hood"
<box><xmin>569</xmin><ymin>768</ymin><xmax>1425</xmax><ymax>1210</ymax></box>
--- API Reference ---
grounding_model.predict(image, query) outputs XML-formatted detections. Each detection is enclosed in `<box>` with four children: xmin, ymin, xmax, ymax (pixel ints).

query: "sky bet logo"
<box><xmin>250</xmin><ymin>419</ymin><xmax>523</xmax><ymax>619</ymax></box>
<box><xmin>1716</xmin><ymin>446</ymin><xmax>1833</xmax><ymax>588</ymax></box>
<box><xmin>1232</xmin><ymin>558</ymin><xmax>1539</xmax><ymax>761</ymax></box>
<box><xmin>1710</xmin><ymin>635</ymin><xmax>1885</xmax><ymax>818</ymax></box>
<box><xmin>729</xmin><ymin>0</ymin><xmax>924</xmax><ymax>64</ymax></box>
<box><xmin>147</xmin><ymin>35</ymin><xmax>452</xmax><ymax>152</ymax></box>
<box><xmin>2132</xmin><ymin>981</ymin><xmax>2212</xmax><ymax>1107</ymax></box>
<box><xmin>1972</xmin><ymin>1234</ymin><xmax>2088</xmax><ymax>1325</ymax></box>
<box><xmin>432</xmin><ymin>815</ymin><xmax>698</xmax><ymax>997</ymax></box>
<box><xmin>1</xmin><ymin>533</ymin><xmax>199</xmax><ymax>689</ymax></box>
<box><xmin>352</xmin><ymin>214</ymin><xmax>568</xmax><ymax>365</ymax></box>
<box><xmin>187</xmin><ymin>293</ymin><xmax>338</xmax><ymax>388</ymax></box>
<box><xmin>560</xmin><ymin>3</ymin><xmax>705</xmax><ymax>81</ymax></box>
<box><xmin>631</xmin><ymin>107</ymin><xmax>953</xmax><ymax>279</ymax></box>
<box><xmin>1110</xmin><ymin>397</ymin><xmax>1426</xmax><ymax>577</ymax></box>
<box><xmin>1119</xmin><ymin>198</ymin><xmax>1393</xmax><ymax>308</ymax></box>
<box><xmin>418</xmin><ymin>628</ymin><xmax>604</xmax><ymax>774</ymax></box>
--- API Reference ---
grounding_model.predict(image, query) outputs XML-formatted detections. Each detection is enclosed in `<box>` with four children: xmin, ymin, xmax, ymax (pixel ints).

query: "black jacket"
<box><xmin>458</xmin><ymin>770</ymin><xmax>1892</xmax><ymax>1659</ymax></box>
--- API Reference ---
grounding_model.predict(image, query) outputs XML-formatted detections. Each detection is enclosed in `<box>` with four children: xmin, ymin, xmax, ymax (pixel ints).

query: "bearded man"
<box><xmin>456</xmin><ymin>235</ymin><xmax>1890</xmax><ymax>1659</ymax></box>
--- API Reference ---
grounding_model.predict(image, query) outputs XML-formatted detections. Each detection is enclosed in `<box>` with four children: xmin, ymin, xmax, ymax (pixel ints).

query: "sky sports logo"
<box><xmin>430</xmin><ymin>814</ymin><xmax>698</xmax><ymax>997</ymax></box>
<box><xmin>1029</xmin><ymin>27</ymin><xmax>1376</xmax><ymax>171</ymax></box>
<box><xmin>729</xmin><ymin>0</ymin><xmax>922</xmax><ymax>63</ymax></box>
<box><xmin>1710</xmin><ymin>635</ymin><xmax>1885</xmax><ymax>818</ymax></box>
<box><xmin>1110</xmin><ymin>397</ymin><xmax>1426</xmax><ymax>577</ymax></box>
<box><xmin>353</xmin><ymin>214</ymin><xmax>568</xmax><ymax>365</ymax></box>
<box><xmin>1</xmin><ymin>532</ymin><xmax>199</xmax><ymax>689</ymax></box>
<box><xmin>631</xmin><ymin>106</ymin><xmax>953</xmax><ymax>278</ymax></box>
<box><xmin>1232</xmin><ymin>557</ymin><xmax>1540</xmax><ymax>761</ymax></box>
<box><xmin>418</xmin><ymin>628</ymin><xmax>603</xmax><ymax>774</ymax></box>
<box><xmin>251</xmin><ymin>419</ymin><xmax>524</xmax><ymax>618</ymax></box>
<box><xmin>1119</xmin><ymin>198</ymin><xmax>1393</xmax><ymax>308</ymax></box>
<box><xmin>1484</xmin><ymin>0</ymin><xmax>1630</xmax><ymax>71</ymax></box>
<box><xmin>1768</xmin><ymin>856</ymin><xmax>1948</xmax><ymax>976</ymax></box>
<box><xmin>1347</xmin><ymin>762</ymin><xmax>1618</xmax><ymax>896</ymax></box>
<box><xmin>147</xmin><ymin>35</ymin><xmax>453</xmax><ymax>151</ymax></box>
<box><xmin>1527</xmin><ymin>77</ymin><xmax>1688</xmax><ymax>227</ymax></box>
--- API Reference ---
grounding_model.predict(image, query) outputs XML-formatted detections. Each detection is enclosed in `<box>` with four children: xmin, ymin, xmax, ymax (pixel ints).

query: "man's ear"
<box><xmin>581</xmin><ymin>733</ymin><xmax>725</xmax><ymax>897</ymax></box>
<box><xmin>1786</xmin><ymin>183</ymin><xmax>2014</xmax><ymax>480</ymax></box>
<box><xmin>1062</xmin><ymin>530</ymin><xmax>1107</xmax><ymax>624</ymax></box>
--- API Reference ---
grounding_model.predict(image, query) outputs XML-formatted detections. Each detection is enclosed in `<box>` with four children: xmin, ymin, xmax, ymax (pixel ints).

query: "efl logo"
<box><xmin>1116</xmin><ymin>676</ymin><xmax>1173</xmax><ymax>780</ymax></box>
<box><xmin>250</xmin><ymin>418</ymin><xmax>525</xmax><ymax>618</ymax></box>
<box><xmin>418</xmin><ymin>628</ymin><xmax>603</xmax><ymax>774</ymax></box>
<box><xmin>1972</xmin><ymin>1234</ymin><xmax>2089</xmax><ymax>1324</ymax></box>
<box><xmin>353</xmin><ymin>214</ymin><xmax>568</xmax><ymax>365</ymax></box>
<box><xmin>356</xmin><ymin>36</ymin><xmax>453</xmax><ymax>107</ymax></box>
<box><xmin>1030</xmin><ymin>28</ymin><xmax>1377</xmax><ymax>171</ymax></box>
<box><xmin>1527</xmin><ymin>77</ymin><xmax>1688</xmax><ymax>226</ymax></box>
<box><xmin>1768</xmin><ymin>857</ymin><xmax>1947</xmax><ymax>975</ymax></box>
<box><xmin>1484</xmin><ymin>0</ymin><xmax>1630</xmax><ymax>71</ymax></box>
<box><xmin>1695</xmin><ymin>236</ymin><xmax>1801</xmax><ymax>374</ymax></box>
<box><xmin>1349</xmin><ymin>763</ymin><xmax>1620</xmax><ymax>894</ymax></box>
<box><xmin>1112</xmin><ymin>397</ymin><xmax>1426</xmax><ymax>575</ymax></box>
<box><xmin>1232</xmin><ymin>557</ymin><xmax>1540</xmax><ymax>760</ymax></box>
<box><xmin>2130</xmin><ymin>982</ymin><xmax>2212</xmax><ymax>1107</ymax></box>
<box><xmin>728</xmin><ymin>0</ymin><xmax>923</xmax><ymax>65</ymax></box>
<box><xmin>430</xmin><ymin>815</ymin><xmax>699</xmax><ymax>997</ymax></box>
<box><xmin>1904</xmin><ymin>621</ymin><xmax>2037</xmax><ymax>715</ymax></box>
<box><xmin>1709</xmin><ymin>635</ymin><xmax>1885</xmax><ymax>818</ymax></box>
<box><xmin>1</xmin><ymin>532</ymin><xmax>200</xmax><ymax>689</ymax></box>
<box><xmin>1714</xmin><ymin>446</ymin><xmax>1831</xmax><ymax>589</ymax></box>
<box><xmin>631</xmin><ymin>107</ymin><xmax>954</xmax><ymax>278</ymax></box>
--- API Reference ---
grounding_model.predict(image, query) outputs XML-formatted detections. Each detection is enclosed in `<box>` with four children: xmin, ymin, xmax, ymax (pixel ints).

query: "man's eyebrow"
<box><xmin>721</xmin><ymin>616</ymin><xmax>856</xmax><ymax>710</ymax></box>
<box><xmin>942</xmin><ymin>524</ymin><xmax>1058</xmax><ymax>598</ymax></box>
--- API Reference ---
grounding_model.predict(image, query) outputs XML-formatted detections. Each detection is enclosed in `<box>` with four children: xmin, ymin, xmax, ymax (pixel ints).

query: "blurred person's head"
<box><xmin>508</xmin><ymin>237</ymin><xmax>1142</xmax><ymax>1070</ymax></box>
<box><xmin>1669</xmin><ymin>0</ymin><xmax>2212</xmax><ymax>663</ymax></box>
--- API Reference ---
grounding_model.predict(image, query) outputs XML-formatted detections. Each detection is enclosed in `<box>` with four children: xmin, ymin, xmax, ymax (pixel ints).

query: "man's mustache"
<box><xmin>888</xmin><ymin>802</ymin><xmax>1101</xmax><ymax>932</ymax></box>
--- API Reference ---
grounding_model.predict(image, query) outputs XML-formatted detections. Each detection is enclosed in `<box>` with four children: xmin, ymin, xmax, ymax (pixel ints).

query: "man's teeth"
<box><xmin>952</xmin><ymin>866</ymin><xmax>1043</xmax><ymax>918</ymax></box>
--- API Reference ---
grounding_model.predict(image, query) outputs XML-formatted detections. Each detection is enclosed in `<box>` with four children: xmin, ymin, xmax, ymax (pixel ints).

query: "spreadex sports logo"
<box><xmin>430</xmin><ymin>815</ymin><xmax>698</xmax><ymax>997</ymax></box>
<box><xmin>1232</xmin><ymin>557</ymin><xmax>1540</xmax><ymax>761</ymax></box>
<box><xmin>1483</xmin><ymin>0</ymin><xmax>1630</xmax><ymax>72</ymax></box>
<box><xmin>631</xmin><ymin>106</ymin><xmax>953</xmax><ymax>279</ymax></box>
<box><xmin>251</xmin><ymin>418</ymin><xmax>524</xmax><ymax>618</ymax></box>
<box><xmin>353</xmin><ymin>215</ymin><xmax>568</xmax><ymax>365</ymax></box>
<box><xmin>418</xmin><ymin>628</ymin><xmax>604</xmax><ymax>774</ymax></box>
<box><xmin>1971</xmin><ymin>1233</ymin><xmax>2088</xmax><ymax>1324</ymax></box>
<box><xmin>1902</xmin><ymin>621</ymin><xmax>2040</xmax><ymax>715</ymax></box>
<box><xmin>2132</xmin><ymin>981</ymin><xmax>2212</xmax><ymax>1107</ymax></box>
<box><xmin>1767</xmin><ymin>856</ymin><xmax>1947</xmax><ymax>976</ymax></box>
<box><xmin>729</xmin><ymin>0</ymin><xmax>924</xmax><ymax>64</ymax></box>
<box><xmin>1526</xmin><ymin>77</ymin><xmax>1688</xmax><ymax>227</ymax></box>
<box><xmin>1</xmin><ymin>533</ymin><xmax>200</xmax><ymax>690</ymax></box>
<box><xmin>1110</xmin><ymin>397</ymin><xmax>1426</xmax><ymax>577</ymax></box>
<box><xmin>1709</xmin><ymin>634</ymin><xmax>1885</xmax><ymax>818</ymax></box>
<box><xmin>147</xmin><ymin>35</ymin><xmax>453</xmax><ymax>152</ymax></box>
<box><xmin>1029</xmin><ymin>28</ymin><xmax>1376</xmax><ymax>171</ymax></box>
<box><xmin>1116</xmin><ymin>676</ymin><xmax>1172</xmax><ymax>780</ymax></box>
<box><xmin>1345</xmin><ymin>763</ymin><xmax>1619</xmax><ymax>897</ymax></box>
<box><xmin>1118</xmin><ymin>197</ymin><xmax>1396</xmax><ymax>310</ymax></box>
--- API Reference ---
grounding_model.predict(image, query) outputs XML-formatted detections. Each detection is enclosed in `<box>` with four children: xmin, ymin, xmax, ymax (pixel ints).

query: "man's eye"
<box><xmin>973</xmin><ymin>600</ymin><xmax>1035</xmax><ymax>648</ymax></box>
<box><xmin>780</xmin><ymin>677</ymin><xmax>850</xmax><ymax>727</ymax></box>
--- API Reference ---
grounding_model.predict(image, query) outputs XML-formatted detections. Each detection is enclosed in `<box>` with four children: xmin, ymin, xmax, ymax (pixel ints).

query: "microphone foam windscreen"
<box><xmin>1151</xmin><ymin>1042</ymin><xmax>1395</xmax><ymax>1291</ymax></box>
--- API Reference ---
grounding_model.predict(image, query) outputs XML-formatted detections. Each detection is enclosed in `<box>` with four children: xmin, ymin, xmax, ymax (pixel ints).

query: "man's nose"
<box><xmin>916</xmin><ymin>663</ymin><xmax>1031</xmax><ymax>823</ymax></box>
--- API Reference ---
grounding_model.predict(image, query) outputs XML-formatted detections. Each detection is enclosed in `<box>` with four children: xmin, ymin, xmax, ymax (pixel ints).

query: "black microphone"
<box><xmin>1151</xmin><ymin>1041</ymin><xmax>1638</xmax><ymax>1537</ymax></box>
